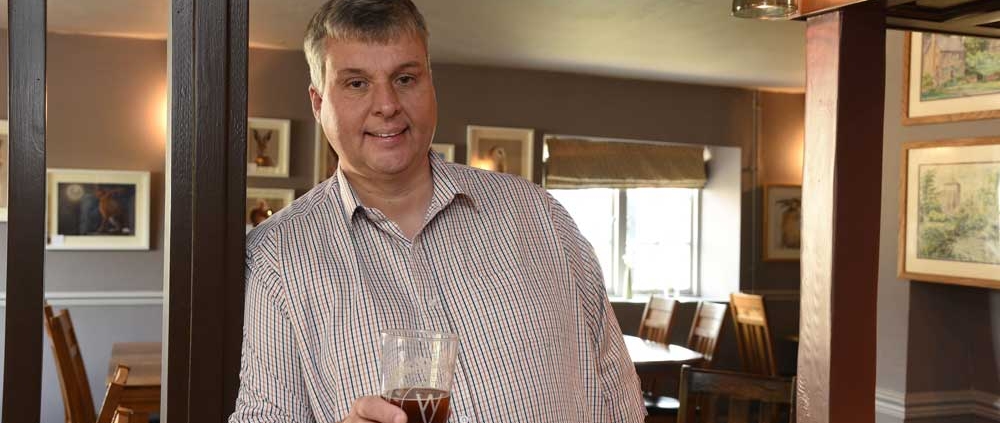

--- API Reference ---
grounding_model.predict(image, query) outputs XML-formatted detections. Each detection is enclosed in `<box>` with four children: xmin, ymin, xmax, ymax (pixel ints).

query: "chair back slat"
<box><xmin>686</xmin><ymin>302</ymin><xmax>727</xmax><ymax>366</ymax></box>
<box><xmin>110</xmin><ymin>407</ymin><xmax>134</xmax><ymax>423</ymax></box>
<box><xmin>638</xmin><ymin>295</ymin><xmax>678</xmax><ymax>345</ymax></box>
<box><xmin>44</xmin><ymin>304</ymin><xmax>97</xmax><ymax>423</ymax></box>
<box><xmin>96</xmin><ymin>365</ymin><xmax>130</xmax><ymax>423</ymax></box>
<box><xmin>678</xmin><ymin>365</ymin><xmax>795</xmax><ymax>423</ymax></box>
<box><xmin>729</xmin><ymin>293</ymin><xmax>777</xmax><ymax>376</ymax></box>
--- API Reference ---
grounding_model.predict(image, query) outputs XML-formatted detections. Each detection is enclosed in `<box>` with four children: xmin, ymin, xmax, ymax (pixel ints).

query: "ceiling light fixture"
<box><xmin>732</xmin><ymin>0</ymin><xmax>798</xmax><ymax>19</ymax></box>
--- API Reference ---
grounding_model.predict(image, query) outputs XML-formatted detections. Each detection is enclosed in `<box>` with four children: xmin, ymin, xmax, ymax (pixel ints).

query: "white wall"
<box><xmin>700</xmin><ymin>145</ymin><xmax>743</xmax><ymax>299</ymax></box>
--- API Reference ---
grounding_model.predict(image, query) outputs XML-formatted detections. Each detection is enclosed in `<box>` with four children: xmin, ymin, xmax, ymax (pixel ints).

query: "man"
<box><xmin>229</xmin><ymin>1</ymin><xmax>645</xmax><ymax>422</ymax></box>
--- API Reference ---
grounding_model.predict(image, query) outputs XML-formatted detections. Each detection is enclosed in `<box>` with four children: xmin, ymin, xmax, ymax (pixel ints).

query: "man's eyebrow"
<box><xmin>395</xmin><ymin>61</ymin><xmax>422</xmax><ymax>72</ymax></box>
<box><xmin>335</xmin><ymin>68</ymin><xmax>368</xmax><ymax>78</ymax></box>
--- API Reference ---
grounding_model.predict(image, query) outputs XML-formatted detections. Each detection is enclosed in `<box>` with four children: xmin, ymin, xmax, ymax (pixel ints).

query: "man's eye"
<box><xmin>397</xmin><ymin>75</ymin><xmax>416</xmax><ymax>85</ymax></box>
<box><xmin>347</xmin><ymin>80</ymin><xmax>368</xmax><ymax>89</ymax></box>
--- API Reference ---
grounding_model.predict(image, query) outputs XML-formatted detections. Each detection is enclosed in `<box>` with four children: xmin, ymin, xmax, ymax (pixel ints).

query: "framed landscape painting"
<box><xmin>247</xmin><ymin>117</ymin><xmax>291</xmax><ymax>177</ymax></box>
<box><xmin>899</xmin><ymin>137</ymin><xmax>1000</xmax><ymax>289</ymax></box>
<box><xmin>467</xmin><ymin>125</ymin><xmax>534</xmax><ymax>180</ymax></box>
<box><xmin>46</xmin><ymin>169</ymin><xmax>151</xmax><ymax>250</ymax></box>
<box><xmin>763</xmin><ymin>185</ymin><xmax>801</xmax><ymax>261</ymax></box>
<box><xmin>904</xmin><ymin>32</ymin><xmax>1000</xmax><ymax>125</ymax></box>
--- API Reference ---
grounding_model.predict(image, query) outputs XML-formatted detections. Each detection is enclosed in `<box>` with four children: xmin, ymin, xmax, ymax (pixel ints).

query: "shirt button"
<box><xmin>427</xmin><ymin>298</ymin><xmax>440</xmax><ymax>308</ymax></box>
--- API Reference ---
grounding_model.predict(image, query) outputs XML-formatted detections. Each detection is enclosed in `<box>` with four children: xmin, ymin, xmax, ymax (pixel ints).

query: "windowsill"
<box><xmin>609</xmin><ymin>294</ymin><xmax>729</xmax><ymax>304</ymax></box>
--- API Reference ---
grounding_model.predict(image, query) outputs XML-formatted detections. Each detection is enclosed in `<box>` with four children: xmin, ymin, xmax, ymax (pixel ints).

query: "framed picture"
<box><xmin>46</xmin><ymin>169</ymin><xmax>151</xmax><ymax>250</ymax></box>
<box><xmin>903</xmin><ymin>31</ymin><xmax>1000</xmax><ymax>125</ymax></box>
<box><xmin>763</xmin><ymin>185</ymin><xmax>801</xmax><ymax>261</ymax></box>
<box><xmin>246</xmin><ymin>188</ymin><xmax>295</xmax><ymax>233</ymax></box>
<box><xmin>430</xmin><ymin>143</ymin><xmax>455</xmax><ymax>162</ymax></box>
<box><xmin>313</xmin><ymin>123</ymin><xmax>338</xmax><ymax>185</ymax></box>
<box><xmin>247</xmin><ymin>117</ymin><xmax>291</xmax><ymax>177</ymax></box>
<box><xmin>0</xmin><ymin>120</ymin><xmax>8</xmax><ymax>222</ymax></box>
<box><xmin>467</xmin><ymin>125</ymin><xmax>534</xmax><ymax>180</ymax></box>
<box><xmin>899</xmin><ymin>137</ymin><xmax>1000</xmax><ymax>289</ymax></box>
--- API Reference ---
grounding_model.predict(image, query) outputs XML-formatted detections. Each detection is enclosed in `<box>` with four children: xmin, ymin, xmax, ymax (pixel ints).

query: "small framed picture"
<box><xmin>0</xmin><ymin>120</ymin><xmax>8</xmax><ymax>222</ymax></box>
<box><xmin>46</xmin><ymin>169</ymin><xmax>151</xmax><ymax>250</ymax></box>
<box><xmin>467</xmin><ymin>125</ymin><xmax>534</xmax><ymax>180</ymax></box>
<box><xmin>903</xmin><ymin>32</ymin><xmax>1000</xmax><ymax>125</ymax></box>
<box><xmin>313</xmin><ymin>123</ymin><xmax>338</xmax><ymax>185</ymax></box>
<box><xmin>246</xmin><ymin>188</ymin><xmax>295</xmax><ymax>233</ymax></box>
<box><xmin>763</xmin><ymin>185</ymin><xmax>801</xmax><ymax>261</ymax></box>
<box><xmin>899</xmin><ymin>137</ymin><xmax>1000</xmax><ymax>289</ymax></box>
<box><xmin>430</xmin><ymin>143</ymin><xmax>455</xmax><ymax>162</ymax></box>
<box><xmin>247</xmin><ymin>117</ymin><xmax>291</xmax><ymax>177</ymax></box>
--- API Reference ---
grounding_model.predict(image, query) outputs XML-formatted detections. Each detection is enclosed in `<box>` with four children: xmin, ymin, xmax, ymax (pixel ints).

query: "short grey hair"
<box><xmin>304</xmin><ymin>0</ymin><xmax>429</xmax><ymax>90</ymax></box>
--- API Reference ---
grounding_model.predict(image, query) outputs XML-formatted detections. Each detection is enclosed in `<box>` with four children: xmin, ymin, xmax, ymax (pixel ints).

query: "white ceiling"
<box><xmin>5</xmin><ymin>0</ymin><xmax>807</xmax><ymax>90</ymax></box>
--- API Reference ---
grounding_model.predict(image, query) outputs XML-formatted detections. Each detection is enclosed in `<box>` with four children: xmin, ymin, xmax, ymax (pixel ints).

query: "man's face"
<box><xmin>309</xmin><ymin>33</ymin><xmax>437</xmax><ymax>180</ymax></box>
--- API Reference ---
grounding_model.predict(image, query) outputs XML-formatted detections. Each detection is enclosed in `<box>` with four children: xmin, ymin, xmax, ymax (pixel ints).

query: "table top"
<box><xmin>624</xmin><ymin>335</ymin><xmax>703</xmax><ymax>368</ymax></box>
<box><xmin>107</xmin><ymin>342</ymin><xmax>162</xmax><ymax>387</ymax></box>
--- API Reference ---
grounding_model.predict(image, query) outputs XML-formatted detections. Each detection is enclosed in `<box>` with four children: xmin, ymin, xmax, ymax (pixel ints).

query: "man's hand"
<box><xmin>341</xmin><ymin>396</ymin><xmax>406</xmax><ymax>423</ymax></box>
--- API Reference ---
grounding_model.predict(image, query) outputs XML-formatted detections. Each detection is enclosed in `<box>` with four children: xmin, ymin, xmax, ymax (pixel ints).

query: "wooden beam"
<box><xmin>167</xmin><ymin>0</ymin><xmax>248</xmax><ymax>421</ymax></box>
<box><xmin>1</xmin><ymin>1</ymin><xmax>46</xmax><ymax>422</ymax></box>
<box><xmin>798</xmin><ymin>1</ymin><xmax>884</xmax><ymax>423</ymax></box>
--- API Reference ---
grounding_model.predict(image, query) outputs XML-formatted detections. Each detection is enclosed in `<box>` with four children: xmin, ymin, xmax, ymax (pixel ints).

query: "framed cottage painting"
<box><xmin>763</xmin><ymin>185</ymin><xmax>801</xmax><ymax>261</ymax></box>
<box><xmin>904</xmin><ymin>32</ymin><xmax>1000</xmax><ymax>125</ymax></box>
<box><xmin>46</xmin><ymin>169</ymin><xmax>151</xmax><ymax>250</ymax></box>
<box><xmin>899</xmin><ymin>137</ymin><xmax>1000</xmax><ymax>289</ymax></box>
<box><xmin>247</xmin><ymin>117</ymin><xmax>291</xmax><ymax>177</ymax></box>
<box><xmin>467</xmin><ymin>125</ymin><xmax>534</xmax><ymax>180</ymax></box>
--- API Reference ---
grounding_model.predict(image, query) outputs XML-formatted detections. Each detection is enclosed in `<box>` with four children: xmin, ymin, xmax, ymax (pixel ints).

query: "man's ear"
<box><xmin>308</xmin><ymin>85</ymin><xmax>323</xmax><ymax>122</ymax></box>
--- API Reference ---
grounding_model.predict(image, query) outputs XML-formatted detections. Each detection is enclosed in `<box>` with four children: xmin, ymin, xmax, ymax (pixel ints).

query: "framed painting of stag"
<box><xmin>46</xmin><ymin>169</ymin><xmax>151</xmax><ymax>250</ymax></box>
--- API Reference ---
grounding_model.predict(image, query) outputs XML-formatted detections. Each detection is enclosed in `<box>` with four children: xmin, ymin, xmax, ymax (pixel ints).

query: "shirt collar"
<box><xmin>332</xmin><ymin>150</ymin><xmax>478</xmax><ymax>225</ymax></box>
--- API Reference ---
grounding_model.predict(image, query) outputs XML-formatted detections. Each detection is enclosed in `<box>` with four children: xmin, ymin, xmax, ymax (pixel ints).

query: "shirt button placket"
<box><xmin>411</xmin><ymin>237</ymin><xmax>445</xmax><ymax>332</ymax></box>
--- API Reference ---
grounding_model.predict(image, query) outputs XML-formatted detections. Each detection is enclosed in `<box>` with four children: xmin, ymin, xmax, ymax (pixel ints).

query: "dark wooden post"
<box><xmin>166</xmin><ymin>0</ymin><xmax>248</xmax><ymax>422</ymax></box>
<box><xmin>2</xmin><ymin>1</ymin><xmax>47</xmax><ymax>422</ymax></box>
<box><xmin>798</xmin><ymin>1</ymin><xmax>884</xmax><ymax>422</ymax></box>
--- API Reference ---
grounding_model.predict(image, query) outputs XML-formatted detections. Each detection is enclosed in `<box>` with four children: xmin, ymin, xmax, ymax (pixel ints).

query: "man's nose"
<box><xmin>372</xmin><ymin>83</ymin><xmax>401</xmax><ymax>118</ymax></box>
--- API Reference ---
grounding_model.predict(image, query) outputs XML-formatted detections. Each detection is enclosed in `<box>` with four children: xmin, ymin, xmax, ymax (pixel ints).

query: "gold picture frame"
<box><xmin>898</xmin><ymin>137</ymin><xmax>1000</xmax><ymax>289</ymax></box>
<box><xmin>903</xmin><ymin>31</ymin><xmax>1000</xmax><ymax>125</ymax></box>
<box><xmin>763</xmin><ymin>184</ymin><xmax>801</xmax><ymax>261</ymax></box>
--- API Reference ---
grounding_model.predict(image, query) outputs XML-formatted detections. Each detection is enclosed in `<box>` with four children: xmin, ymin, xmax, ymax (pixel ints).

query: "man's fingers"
<box><xmin>353</xmin><ymin>396</ymin><xmax>406</xmax><ymax>423</ymax></box>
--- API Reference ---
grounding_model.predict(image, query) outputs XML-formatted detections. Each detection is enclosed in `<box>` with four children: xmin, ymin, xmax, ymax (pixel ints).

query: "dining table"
<box><xmin>624</xmin><ymin>335</ymin><xmax>703</xmax><ymax>398</ymax></box>
<box><xmin>107</xmin><ymin>342</ymin><xmax>162</xmax><ymax>423</ymax></box>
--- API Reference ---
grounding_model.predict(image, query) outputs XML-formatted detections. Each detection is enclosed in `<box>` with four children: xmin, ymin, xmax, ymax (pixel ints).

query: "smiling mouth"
<box><xmin>366</xmin><ymin>127</ymin><xmax>409</xmax><ymax>138</ymax></box>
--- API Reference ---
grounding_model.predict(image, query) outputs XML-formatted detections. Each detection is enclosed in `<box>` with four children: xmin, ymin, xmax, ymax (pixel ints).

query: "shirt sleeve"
<box><xmin>229</xmin><ymin>232</ymin><xmax>315</xmax><ymax>423</ymax></box>
<box><xmin>544</xmin><ymin>191</ymin><xmax>647</xmax><ymax>423</ymax></box>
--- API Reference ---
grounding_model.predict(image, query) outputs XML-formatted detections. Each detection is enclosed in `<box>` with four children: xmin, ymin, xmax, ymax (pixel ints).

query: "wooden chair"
<box><xmin>97</xmin><ymin>366</ymin><xmax>131</xmax><ymax>423</ymax></box>
<box><xmin>686</xmin><ymin>301</ymin><xmax>728</xmax><ymax>367</ymax></box>
<box><xmin>44</xmin><ymin>303</ymin><xmax>132</xmax><ymax>423</ymax></box>
<box><xmin>111</xmin><ymin>407</ymin><xmax>135</xmax><ymax>423</ymax></box>
<box><xmin>638</xmin><ymin>295</ymin><xmax>679</xmax><ymax>344</ymax></box>
<box><xmin>729</xmin><ymin>293</ymin><xmax>777</xmax><ymax>376</ymax></box>
<box><xmin>643</xmin><ymin>301</ymin><xmax>728</xmax><ymax>421</ymax></box>
<box><xmin>677</xmin><ymin>365</ymin><xmax>795</xmax><ymax>423</ymax></box>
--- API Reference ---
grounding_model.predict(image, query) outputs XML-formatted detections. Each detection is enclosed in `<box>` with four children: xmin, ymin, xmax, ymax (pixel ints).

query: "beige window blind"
<box><xmin>543</xmin><ymin>137</ymin><xmax>708</xmax><ymax>189</ymax></box>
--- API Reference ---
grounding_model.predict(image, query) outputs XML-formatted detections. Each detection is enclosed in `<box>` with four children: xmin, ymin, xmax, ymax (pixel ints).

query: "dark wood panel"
<box><xmin>799</xmin><ymin>1</ymin><xmax>884</xmax><ymax>422</ymax></box>
<box><xmin>223</xmin><ymin>0</ymin><xmax>249</xmax><ymax>416</ymax></box>
<box><xmin>2</xmin><ymin>1</ymin><xmax>47</xmax><ymax>422</ymax></box>
<box><xmin>167</xmin><ymin>0</ymin><xmax>194</xmax><ymax>422</ymax></box>
<box><xmin>168</xmin><ymin>0</ymin><xmax>248</xmax><ymax>421</ymax></box>
<box><xmin>188</xmin><ymin>0</ymin><xmax>229</xmax><ymax>420</ymax></box>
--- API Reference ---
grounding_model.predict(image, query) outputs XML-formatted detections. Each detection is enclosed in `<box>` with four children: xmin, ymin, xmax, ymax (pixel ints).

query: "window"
<box><xmin>550</xmin><ymin>187</ymin><xmax>699</xmax><ymax>297</ymax></box>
